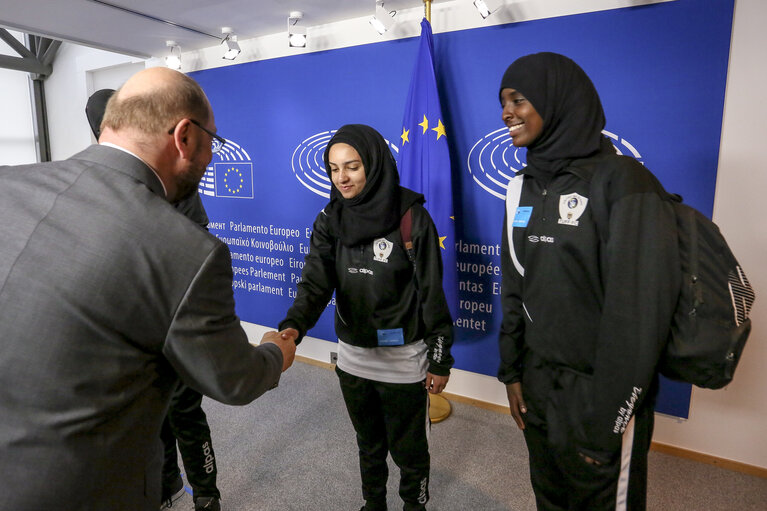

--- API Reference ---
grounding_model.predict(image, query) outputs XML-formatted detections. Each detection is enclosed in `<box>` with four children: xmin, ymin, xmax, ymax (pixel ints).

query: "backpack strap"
<box><xmin>589</xmin><ymin>172</ymin><xmax>609</xmax><ymax>242</ymax></box>
<box><xmin>400</xmin><ymin>207</ymin><xmax>415</xmax><ymax>263</ymax></box>
<box><xmin>399</xmin><ymin>207</ymin><xmax>421</xmax><ymax>301</ymax></box>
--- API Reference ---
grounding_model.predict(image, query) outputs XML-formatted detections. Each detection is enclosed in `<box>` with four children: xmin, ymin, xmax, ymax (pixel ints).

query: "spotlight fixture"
<box><xmin>369</xmin><ymin>1</ymin><xmax>396</xmax><ymax>35</ymax></box>
<box><xmin>287</xmin><ymin>11</ymin><xmax>307</xmax><ymax>48</ymax></box>
<box><xmin>165</xmin><ymin>40</ymin><xmax>181</xmax><ymax>70</ymax></box>
<box><xmin>473</xmin><ymin>0</ymin><xmax>503</xmax><ymax>19</ymax></box>
<box><xmin>221</xmin><ymin>27</ymin><xmax>241</xmax><ymax>60</ymax></box>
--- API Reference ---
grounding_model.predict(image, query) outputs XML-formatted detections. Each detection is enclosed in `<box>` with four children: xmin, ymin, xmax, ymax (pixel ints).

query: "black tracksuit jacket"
<box><xmin>280</xmin><ymin>203</ymin><xmax>454</xmax><ymax>376</ymax></box>
<box><xmin>498</xmin><ymin>151</ymin><xmax>680</xmax><ymax>460</ymax></box>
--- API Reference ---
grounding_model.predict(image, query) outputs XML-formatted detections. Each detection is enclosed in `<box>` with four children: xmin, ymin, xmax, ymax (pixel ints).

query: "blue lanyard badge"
<box><xmin>512</xmin><ymin>206</ymin><xmax>533</xmax><ymax>227</ymax></box>
<box><xmin>377</xmin><ymin>328</ymin><xmax>405</xmax><ymax>346</ymax></box>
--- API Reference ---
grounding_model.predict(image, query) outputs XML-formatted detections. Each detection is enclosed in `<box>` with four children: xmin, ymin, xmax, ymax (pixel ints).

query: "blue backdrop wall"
<box><xmin>191</xmin><ymin>0</ymin><xmax>734</xmax><ymax>418</ymax></box>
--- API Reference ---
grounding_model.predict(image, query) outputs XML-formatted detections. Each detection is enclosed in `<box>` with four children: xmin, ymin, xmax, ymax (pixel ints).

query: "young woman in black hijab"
<box><xmin>496</xmin><ymin>53</ymin><xmax>680</xmax><ymax>510</ymax></box>
<box><xmin>280</xmin><ymin>124</ymin><xmax>454</xmax><ymax>511</ymax></box>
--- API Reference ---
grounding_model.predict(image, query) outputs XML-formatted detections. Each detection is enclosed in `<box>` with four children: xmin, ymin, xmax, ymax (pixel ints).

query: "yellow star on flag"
<box><xmin>400</xmin><ymin>127</ymin><xmax>410</xmax><ymax>145</ymax></box>
<box><xmin>419</xmin><ymin>115</ymin><xmax>429</xmax><ymax>134</ymax></box>
<box><xmin>432</xmin><ymin>119</ymin><xmax>446</xmax><ymax>140</ymax></box>
<box><xmin>438</xmin><ymin>235</ymin><xmax>447</xmax><ymax>250</ymax></box>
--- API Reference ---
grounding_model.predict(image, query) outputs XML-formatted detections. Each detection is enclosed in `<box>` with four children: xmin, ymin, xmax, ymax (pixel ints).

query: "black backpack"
<box><xmin>658</xmin><ymin>195</ymin><xmax>755</xmax><ymax>388</ymax></box>
<box><xmin>589</xmin><ymin>167</ymin><xmax>755</xmax><ymax>389</ymax></box>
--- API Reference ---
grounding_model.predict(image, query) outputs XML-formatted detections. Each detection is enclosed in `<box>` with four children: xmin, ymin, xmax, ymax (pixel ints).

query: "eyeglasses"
<box><xmin>168</xmin><ymin>118</ymin><xmax>227</xmax><ymax>154</ymax></box>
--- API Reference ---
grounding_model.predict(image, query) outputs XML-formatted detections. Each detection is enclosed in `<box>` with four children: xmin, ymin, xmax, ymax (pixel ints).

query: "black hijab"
<box><xmin>499</xmin><ymin>52</ymin><xmax>607</xmax><ymax>180</ymax></box>
<box><xmin>323</xmin><ymin>124</ymin><xmax>423</xmax><ymax>246</ymax></box>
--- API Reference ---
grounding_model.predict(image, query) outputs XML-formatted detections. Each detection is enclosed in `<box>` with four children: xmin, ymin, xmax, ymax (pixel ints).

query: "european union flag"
<box><xmin>397</xmin><ymin>18</ymin><xmax>457</xmax><ymax>317</ymax></box>
<box><xmin>214</xmin><ymin>162</ymin><xmax>254</xmax><ymax>199</ymax></box>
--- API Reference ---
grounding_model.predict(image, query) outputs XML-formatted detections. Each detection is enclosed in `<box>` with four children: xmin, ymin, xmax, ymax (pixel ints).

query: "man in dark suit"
<box><xmin>0</xmin><ymin>67</ymin><xmax>297</xmax><ymax>510</ymax></box>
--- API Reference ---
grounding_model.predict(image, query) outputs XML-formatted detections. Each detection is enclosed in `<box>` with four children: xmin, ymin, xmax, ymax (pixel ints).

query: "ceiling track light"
<box><xmin>221</xmin><ymin>27</ymin><xmax>241</xmax><ymax>60</ymax></box>
<box><xmin>369</xmin><ymin>1</ymin><xmax>396</xmax><ymax>35</ymax></box>
<box><xmin>287</xmin><ymin>11</ymin><xmax>307</xmax><ymax>48</ymax></box>
<box><xmin>165</xmin><ymin>40</ymin><xmax>181</xmax><ymax>70</ymax></box>
<box><xmin>473</xmin><ymin>0</ymin><xmax>503</xmax><ymax>19</ymax></box>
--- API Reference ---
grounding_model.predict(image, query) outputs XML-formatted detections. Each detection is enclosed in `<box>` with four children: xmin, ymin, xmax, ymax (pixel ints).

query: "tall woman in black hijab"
<box><xmin>497</xmin><ymin>53</ymin><xmax>679</xmax><ymax>510</ymax></box>
<box><xmin>280</xmin><ymin>124</ymin><xmax>454</xmax><ymax>511</ymax></box>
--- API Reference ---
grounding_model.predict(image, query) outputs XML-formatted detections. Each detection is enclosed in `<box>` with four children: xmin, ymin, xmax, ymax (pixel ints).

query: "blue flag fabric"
<box><xmin>397</xmin><ymin>19</ymin><xmax>457</xmax><ymax>318</ymax></box>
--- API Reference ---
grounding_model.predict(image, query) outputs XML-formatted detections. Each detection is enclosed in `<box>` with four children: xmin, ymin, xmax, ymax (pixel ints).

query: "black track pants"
<box><xmin>160</xmin><ymin>383</ymin><xmax>220</xmax><ymax>499</ymax></box>
<box><xmin>520</xmin><ymin>356</ymin><xmax>655</xmax><ymax>511</ymax></box>
<box><xmin>337</xmin><ymin>367</ymin><xmax>430</xmax><ymax>511</ymax></box>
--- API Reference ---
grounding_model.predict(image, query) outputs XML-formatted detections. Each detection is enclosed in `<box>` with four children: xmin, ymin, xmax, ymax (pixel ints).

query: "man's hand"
<box><xmin>424</xmin><ymin>372</ymin><xmax>449</xmax><ymax>394</ymax></box>
<box><xmin>506</xmin><ymin>382</ymin><xmax>527</xmax><ymax>430</ymax></box>
<box><xmin>261</xmin><ymin>330</ymin><xmax>297</xmax><ymax>372</ymax></box>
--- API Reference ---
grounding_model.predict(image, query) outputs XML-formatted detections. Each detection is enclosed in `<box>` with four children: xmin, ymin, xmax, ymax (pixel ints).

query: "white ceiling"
<box><xmin>0</xmin><ymin>0</ymin><xmax>427</xmax><ymax>58</ymax></box>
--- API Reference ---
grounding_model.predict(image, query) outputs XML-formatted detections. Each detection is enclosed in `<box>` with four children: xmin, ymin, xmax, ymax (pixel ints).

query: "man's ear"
<box><xmin>169</xmin><ymin>118</ymin><xmax>194</xmax><ymax>159</ymax></box>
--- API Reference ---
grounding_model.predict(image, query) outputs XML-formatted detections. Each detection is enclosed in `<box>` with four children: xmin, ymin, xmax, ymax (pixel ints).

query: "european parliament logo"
<box><xmin>467</xmin><ymin>127</ymin><xmax>643</xmax><ymax>200</ymax></box>
<box><xmin>198</xmin><ymin>139</ymin><xmax>254</xmax><ymax>199</ymax></box>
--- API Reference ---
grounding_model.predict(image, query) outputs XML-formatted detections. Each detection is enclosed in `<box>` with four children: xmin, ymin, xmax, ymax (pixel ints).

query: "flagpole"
<box><xmin>408</xmin><ymin>6</ymin><xmax>453</xmax><ymax>424</ymax></box>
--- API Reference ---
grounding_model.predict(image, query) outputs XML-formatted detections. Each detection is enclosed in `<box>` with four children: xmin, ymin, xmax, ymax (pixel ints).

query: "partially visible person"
<box><xmin>87</xmin><ymin>88</ymin><xmax>222</xmax><ymax>511</ymax></box>
<box><xmin>85</xmin><ymin>87</ymin><xmax>115</xmax><ymax>140</ymax></box>
<box><xmin>496</xmin><ymin>52</ymin><xmax>679</xmax><ymax>511</ymax></box>
<box><xmin>279</xmin><ymin>124</ymin><xmax>454</xmax><ymax>511</ymax></box>
<box><xmin>0</xmin><ymin>67</ymin><xmax>296</xmax><ymax>510</ymax></box>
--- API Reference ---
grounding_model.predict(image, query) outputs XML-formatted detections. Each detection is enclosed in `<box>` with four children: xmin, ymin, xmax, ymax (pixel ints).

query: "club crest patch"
<box><xmin>558</xmin><ymin>193</ymin><xmax>588</xmax><ymax>226</ymax></box>
<box><xmin>373</xmin><ymin>237</ymin><xmax>394</xmax><ymax>262</ymax></box>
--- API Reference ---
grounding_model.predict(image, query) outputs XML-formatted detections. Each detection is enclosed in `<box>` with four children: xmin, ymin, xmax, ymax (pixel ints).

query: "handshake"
<box><xmin>261</xmin><ymin>327</ymin><xmax>300</xmax><ymax>372</ymax></box>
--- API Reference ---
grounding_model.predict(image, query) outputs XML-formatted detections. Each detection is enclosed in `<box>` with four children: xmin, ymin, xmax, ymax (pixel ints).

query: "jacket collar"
<box><xmin>69</xmin><ymin>144</ymin><xmax>167</xmax><ymax>199</ymax></box>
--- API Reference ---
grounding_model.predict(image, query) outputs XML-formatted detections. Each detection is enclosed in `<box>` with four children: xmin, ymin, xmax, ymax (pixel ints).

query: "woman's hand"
<box><xmin>425</xmin><ymin>372</ymin><xmax>449</xmax><ymax>394</ymax></box>
<box><xmin>506</xmin><ymin>382</ymin><xmax>527</xmax><ymax>430</ymax></box>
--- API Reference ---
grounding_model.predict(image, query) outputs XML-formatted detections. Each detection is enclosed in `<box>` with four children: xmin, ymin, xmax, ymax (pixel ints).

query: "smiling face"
<box><xmin>328</xmin><ymin>142</ymin><xmax>367</xmax><ymax>199</ymax></box>
<box><xmin>500</xmin><ymin>88</ymin><xmax>544</xmax><ymax>148</ymax></box>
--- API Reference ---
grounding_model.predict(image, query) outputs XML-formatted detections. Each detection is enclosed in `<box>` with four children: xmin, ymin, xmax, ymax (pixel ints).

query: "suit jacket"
<box><xmin>0</xmin><ymin>145</ymin><xmax>283</xmax><ymax>510</ymax></box>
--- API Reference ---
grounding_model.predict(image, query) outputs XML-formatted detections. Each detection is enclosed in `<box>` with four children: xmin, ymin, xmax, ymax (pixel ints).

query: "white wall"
<box><xmin>44</xmin><ymin>44</ymin><xmax>145</xmax><ymax>160</ymax></box>
<box><xmin>652</xmin><ymin>0</ymin><xmax>767</xmax><ymax>469</ymax></box>
<box><xmin>13</xmin><ymin>0</ymin><xmax>765</xmax><ymax>469</ymax></box>
<box><xmin>0</xmin><ymin>30</ymin><xmax>36</xmax><ymax>165</ymax></box>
